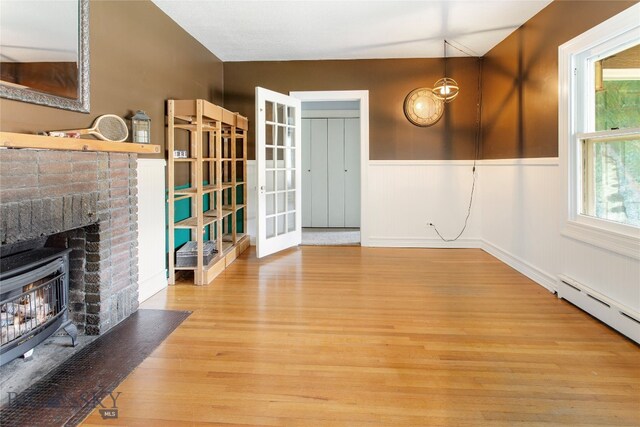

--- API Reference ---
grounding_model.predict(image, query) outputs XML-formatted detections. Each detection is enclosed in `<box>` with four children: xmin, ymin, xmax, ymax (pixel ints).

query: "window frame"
<box><xmin>558</xmin><ymin>4</ymin><xmax>640</xmax><ymax>260</ymax></box>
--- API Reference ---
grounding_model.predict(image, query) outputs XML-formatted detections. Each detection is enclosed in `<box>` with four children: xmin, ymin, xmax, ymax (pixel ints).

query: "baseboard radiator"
<box><xmin>557</xmin><ymin>275</ymin><xmax>639</xmax><ymax>344</ymax></box>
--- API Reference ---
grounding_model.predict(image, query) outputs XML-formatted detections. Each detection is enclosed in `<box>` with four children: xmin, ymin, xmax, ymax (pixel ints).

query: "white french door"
<box><xmin>255</xmin><ymin>87</ymin><xmax>302</xmax><ymax>258</ymax></box>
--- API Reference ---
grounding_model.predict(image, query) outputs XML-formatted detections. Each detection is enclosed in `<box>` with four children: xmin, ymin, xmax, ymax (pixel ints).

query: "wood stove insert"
<box><xmin>0</xmin><ymin>248</ymin><xmax>77</xmax><ymax>366</ymax></box>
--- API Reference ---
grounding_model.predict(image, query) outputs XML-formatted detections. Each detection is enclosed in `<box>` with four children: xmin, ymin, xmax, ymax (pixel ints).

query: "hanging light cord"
<box><xmin>443</xmin><ymin>40</ymin><xmax>448</xmax><ymax>77</ymax></box>
<box><xmin>429</xmin><ymin>56</ymin><xmax>484</xmax><ymax>242</ymax></box>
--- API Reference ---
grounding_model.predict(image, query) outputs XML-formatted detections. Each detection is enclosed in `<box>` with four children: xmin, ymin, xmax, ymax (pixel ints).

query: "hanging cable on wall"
<box><xmin>428</xmin><ymin>45</ymin><xmax>483</xmax><ymax>242</ymax></box>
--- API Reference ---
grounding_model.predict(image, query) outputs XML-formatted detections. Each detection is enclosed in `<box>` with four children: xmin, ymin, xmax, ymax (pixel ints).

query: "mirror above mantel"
<box><xmin>0</xmin><ymin>0</ymin><xmax>90</xmax><ymax>113</ymax></box>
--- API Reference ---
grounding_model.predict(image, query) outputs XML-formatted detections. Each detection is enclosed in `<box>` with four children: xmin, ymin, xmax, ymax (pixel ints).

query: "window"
<box><xmin>580</xmin><ymin>44</ymin><xmax>640</xmax><ymax>227</ymax></box>
<box><xmin>581</xmin><ymin>133</ymin><xmax>640</xmax><ymax>227</ymax></box>
<box><xmin>559</xmin><ymin>4</ymin><xmax>640</xmax><ymax>259</ymax></box>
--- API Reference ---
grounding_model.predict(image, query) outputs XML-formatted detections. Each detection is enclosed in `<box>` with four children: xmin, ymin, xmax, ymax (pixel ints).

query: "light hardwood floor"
<box><xmin>83</xmin><ymin>247</ymin><xmax>639</xmax><ymax>426</ymax></box>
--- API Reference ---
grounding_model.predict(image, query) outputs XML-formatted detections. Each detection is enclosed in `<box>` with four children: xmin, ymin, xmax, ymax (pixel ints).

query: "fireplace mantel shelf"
<box><xmin>0</xmin><ymin>132</ymin><xmax>161</xmax><ymax>154</ymax></box>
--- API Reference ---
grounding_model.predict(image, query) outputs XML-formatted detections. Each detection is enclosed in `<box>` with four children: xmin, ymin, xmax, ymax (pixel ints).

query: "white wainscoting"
<box><xmin>366</xmin><ymin>160</ymin><xmax>482</xmax><ymax>248</ymax></box>
<box><xmin>480</xmin><ymin>157</ymin><xmax>639</xmax><ymax>342</ymax></box>
<box><xmin>137</xmin><ymin>158</ymin><xmax>168</xmax><ymax>303</ymax></box>
<box><xmin>245</xmin><ymin>156</ymin><xmax>639</xmax><ymax>342</ymax></box>
<box><xmin>247</xmin><ymin>160</ymin><xmax>257</xmax><ymax>245</ymax></box>
<box><xmin>479</xmin><ymin>158</ymin><xmax>561</xmax><ymax>292</ymax></box>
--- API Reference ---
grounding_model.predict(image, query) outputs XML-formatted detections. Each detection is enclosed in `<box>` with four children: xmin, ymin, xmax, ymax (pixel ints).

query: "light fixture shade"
<box><xmin>432</xmin><ymin>77</ymin><xmax>459</xmax><ymax>103</ymax></box>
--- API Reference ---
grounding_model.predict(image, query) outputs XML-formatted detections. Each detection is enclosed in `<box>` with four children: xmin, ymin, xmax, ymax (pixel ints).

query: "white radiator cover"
<box><xmin>558</xmin><ymin>275</ymin><xmax>640</xmax><ymax>343</ymax></box>
<box><xmin>137</xmin><ymin>158</ymin><xmax>168</xmax><ymax>303</ymax></box>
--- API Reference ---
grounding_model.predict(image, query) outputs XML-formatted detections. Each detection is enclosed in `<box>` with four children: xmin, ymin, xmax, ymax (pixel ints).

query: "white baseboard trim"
<box><xmin>138</xmin><ymin>270</ymin><xmax>168</xmax><ymax>304</ymax></box>
<box><xmin>481</xmin><ymin>240</ymin><xmax>557</xmax><ymax>293</ymax></box>
<box><xmin>366</xmin><ymin>237</ymin><xmax>482</xmax><ymax>248</ymax></box>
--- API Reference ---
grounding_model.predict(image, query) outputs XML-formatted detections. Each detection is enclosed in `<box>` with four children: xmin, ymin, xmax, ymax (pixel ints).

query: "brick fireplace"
<box><xmin>0</xmin><ymin>149</ymin><xmax>139</xmax><ymax>335</ymax></box>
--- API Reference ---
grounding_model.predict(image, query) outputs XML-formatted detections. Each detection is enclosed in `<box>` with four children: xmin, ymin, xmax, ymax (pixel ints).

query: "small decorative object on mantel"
<box><xmin>46</xmin><ymin>131</ymin><xmax>81</xmax><ymax>138</ymax></box>
<box><xmin>131</xmin><ymin>110</ymin><xmax>151</xmax><ymax>143</ymax></box>
<box><xmin>46</xmin><ymin>114</ymin><xmax>128</xmax><ymax>142</ymax></box>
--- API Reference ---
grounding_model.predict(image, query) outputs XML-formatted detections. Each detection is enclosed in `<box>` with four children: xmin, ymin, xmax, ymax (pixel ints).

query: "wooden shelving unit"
<box><xmin>167</xmin><ymin>99</ymin><xmax>249</xmax><ymax>285</ymax></box>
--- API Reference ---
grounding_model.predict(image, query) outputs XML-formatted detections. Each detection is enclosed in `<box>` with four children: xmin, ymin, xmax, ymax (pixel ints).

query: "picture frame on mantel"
<box><xmin>0</xmin><ymin>0</ymin><xmax>90</xmax><ymax>113</ymax></box>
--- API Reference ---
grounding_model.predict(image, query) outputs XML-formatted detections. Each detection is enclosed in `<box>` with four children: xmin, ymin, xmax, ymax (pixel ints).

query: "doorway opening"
<box><xmin>290</xmin><ymin>91</ymin><xmax>369</xmax><ymax>246</ymax></box>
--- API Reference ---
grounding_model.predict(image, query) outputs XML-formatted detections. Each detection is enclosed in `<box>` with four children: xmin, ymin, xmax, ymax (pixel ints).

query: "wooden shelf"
<box><xmin>175</xmin><ymin>184</ymin><xmax>218</xmax><ymax>195</ymax></box>
<box><xmin>172</xmin><ymin>99</ymin><xmax>248</xmax><ymax>130</ymax></box>
<box><xmin>167</xmin><ymin>99</ymin><xmax>249</xmax><ymax>286</ymax></box>
<box><xmin>0</xmin><ymin>132</ymin><xmax>161</xmax><ymax>154</ymax></box>
<box><xmin>223</xmin><ymin>233</ymin><xmax>246</xmax><ymax>242</ymax></box>
<box><xmin>173</xmin><ymin>123</ymin><xmax>218</xmax><ymax>131</ymax></box>
<box><xmin>174</xmin><ymin>194</ymin><xmax>194</xmax><ymax>202</ymax></box>
<box><xmin>174</xmin><ymin>216</ymin><xmax>217</xmax><ymax>229</ymax></box>
<box><xmin>203</xmin><ymin>208</ymin><xmax>233</xmax><ymax>219</ymax></box>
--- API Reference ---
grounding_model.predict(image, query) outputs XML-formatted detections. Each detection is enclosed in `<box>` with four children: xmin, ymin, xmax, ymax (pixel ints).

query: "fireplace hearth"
<box><xmin>0</xmin><ymin>248</ymin><xmax>77</xmax><ymax>366</ymax></box>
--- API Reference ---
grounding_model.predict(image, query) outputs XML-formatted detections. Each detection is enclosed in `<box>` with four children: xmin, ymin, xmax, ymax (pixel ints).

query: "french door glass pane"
<box><xmin>277</xmin><ymin>192</ymin><xmax>286</xmax><ymax>213</ymax></box>
<box><xmin>277</xmin><ymin>126</ymin><xmax>285</xmax><ymax>146</ymax></box>
<box><xmin>266</xmin><ymin>171</ymin><xmax>275</xmax><ymax>192</ymax></box>
<box><xmin>287</xmin><ymin>191</ymin><xmax>295</xmax><ymax>211</ymax></box>
<box><xmin>277</xmin><ymin>214</ymin><xmax>286</xmax><ymax>234</ymax></box>
<box><xmin>287</xmin><ymin>106</ymin><xmax>296</xmax><ymax>126</ymax></box>
<box><xmin>266</xmin><ymin>193</ymin><xmax>275</xmax><ymax>216</ymax></box>
<box><xmin>277</xmin><ymin>104</ymin><xmax>286</xmax><ymax>124</ymax></box>
<box><xmin>266</xmin><ymin>216</ymin><xmax>275</xmax><ymax>238</ymax></box>
<box><xmin>286</xmin><ymin>127</ymin><xmax>295</xmax><ymax>146</ymax></box>
<box><xmin>286</xmin><ymin>148</ymin><xmax>295</xmax><ymax>169</ymax></box>
<box><xmin>286</xmin><ymin>171</ymin><xmax>295</xmax><ymax>190</ymax></box>
<box><xmin>266</xmin><ymin>125</ymin><xmax>274</xmax><ymax>146</ymax></box>
<box><xmin>266</xmin><ymin>101</ymin><xmax>274</xmax><ymax>122</ymax></box>
<box><xmin>277</xmin><ymin>170</ymin><xmax>286</xmax><ymax>191</ymax></box>
<box><xmin>287</xmin><ymin>213</ymin><xmax>295</xmax><ymax>232</ymax></box>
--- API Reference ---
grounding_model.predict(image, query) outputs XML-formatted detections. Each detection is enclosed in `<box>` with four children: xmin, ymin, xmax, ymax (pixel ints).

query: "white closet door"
<box><xmin>302</xmin><ymin>118</ymin><xmax>312</xmax><ymax>227</ymax></box>
<box><xmin>310</xmin><ymin>119</ymin><xmax>328</xmax><ymax>227</ymax></box>
<box><xmin>344</xmin><ymin>118</ymin><xmax>361</xmax><ymax>227</ymax></box>
<box><xmin>327</xmin><ymin>119</ymin><xmax>345</xmax><ymax>227</ymax></box>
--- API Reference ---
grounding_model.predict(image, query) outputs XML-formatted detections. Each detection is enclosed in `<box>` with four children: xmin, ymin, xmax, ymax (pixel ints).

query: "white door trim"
<box><xmin>290</xmin><ymin>90</ymin><xmax>370</xmax><ymax>245</ymax></box>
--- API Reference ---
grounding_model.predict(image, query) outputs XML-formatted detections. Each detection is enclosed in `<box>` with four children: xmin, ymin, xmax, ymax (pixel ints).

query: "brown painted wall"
<box><xmin>0</xmin><ymin>0</ymin><xmax>223</xmax><ymax>158</ymax></box>
<box><xmin>224</xmin><ymin>58</ymin><xmax>481</xmax><ymax>160</ymax></box>
<box><xmin>481</xmin><ymin>0</ymin><xmax>636</xmax><ymax>159</ymax></box>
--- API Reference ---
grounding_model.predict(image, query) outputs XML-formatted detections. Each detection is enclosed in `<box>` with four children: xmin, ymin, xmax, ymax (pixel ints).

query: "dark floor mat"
<box><xmin>0</xmin><ymin>309</ymin><xmax>191</xmax><ymax>427</ymax></box>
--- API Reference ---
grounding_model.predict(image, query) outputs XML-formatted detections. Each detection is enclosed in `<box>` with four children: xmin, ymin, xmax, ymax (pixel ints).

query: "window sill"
<box><xmin>562</xmin><ymin>218</ymin><xmax>640</xmax><ymax>260</ymax></box>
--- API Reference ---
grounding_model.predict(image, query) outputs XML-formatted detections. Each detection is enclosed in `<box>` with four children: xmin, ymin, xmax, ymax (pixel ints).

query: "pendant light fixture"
<box><xmin>432</xmin><ymin>40</ymin><xmax>459</xmax><ymax>103</ymax></box>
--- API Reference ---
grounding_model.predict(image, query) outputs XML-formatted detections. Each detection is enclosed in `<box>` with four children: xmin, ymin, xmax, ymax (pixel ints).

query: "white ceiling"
<box><xmin>152</xmin><ymin>0</ymin><xmax>553</xmax><ymax>62</ymax></box>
